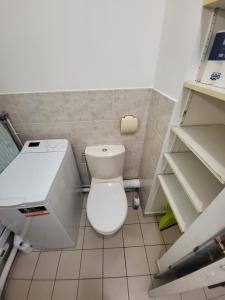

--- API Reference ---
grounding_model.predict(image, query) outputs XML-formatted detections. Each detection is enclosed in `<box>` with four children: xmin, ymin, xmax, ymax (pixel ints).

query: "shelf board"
<box><xmin>204</xmin><ymin>0</ymin><xmax>225</xmax><ymax>9</ymax></box>
<box><xmin>158</xmin><ymin>174</ymin><xmax>198</xmax><ymax>232</ymax></box>
<box><xmin>184</xmin><ymin>81</ymin><xmax>225</xmax><ymax>102</ymax></box>
<box><xmin>165</xmin><ymin>152</ymin><xmax>223</xmax><ymax>212</ymax></box>
<box><xmin>172</xmin><ymin>125</ymin><xmax>225</xmax><ymax>184</ymax></box>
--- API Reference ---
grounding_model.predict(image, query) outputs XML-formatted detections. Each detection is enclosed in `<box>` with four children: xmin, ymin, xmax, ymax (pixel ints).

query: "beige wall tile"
<box><xmin>88</xmin><ymin>90</ymin><xmax>113</xmax><ymax>120</ymax></box>
<box><xmin>113</xmin><ymin>89</ymin><xmax>151</xmax><ymax>120</ymax></box>
<box><xmin>0</xmin><ymin>88</ymin><xmax>152</xmax><ymax>182</ymax></box>
<box><xmin>72</xmin><ymin>145</ymin><xmax>86</xmax><ymax>166</ymax></box>
<box><xmin>88</xmin><ymin>120</ymin><xmax>120</xmax><ymax>144</ymax></box>
<box><xmin>0</xmin><ymin>95</ymin><xmax>21</xmax><ymax>123</ymax></box>
<box><xmin>21</xmin><ymin>122</ymin><xmax>72</xmax><ymax>141</ymax></box>
<box><xmin>69</xmin><ymin>121</ymin><xmax>94</xmax><ymax>145</ymax></box>
<box><xmin>139</xmin><ymin>89</ymin><xmax>175</xmax><ymax>211</ymax></box>
<box><xmin>153</xmin><ymin>92</ymin><xmax>174</xmax><ymax>139</ymax></box>
<box><xmin>124</xmin><ymin>143</ymin><xmax>143</xmax><ymax>179</ymax></box>
<box><xmin>147</xmin><ymin>129</ymin><xmax>164</xmax><ymax>169</ymax></box>
<box><xmin>10</xmin><ymin>92</ymin><xmax>91</xmax><ymax>123</ymax></box>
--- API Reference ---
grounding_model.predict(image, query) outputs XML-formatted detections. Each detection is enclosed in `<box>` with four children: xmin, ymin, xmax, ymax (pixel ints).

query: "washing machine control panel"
<box><xmin>21</xmin><ymin>139</ymin><xmax>68</xmax><ymax>153</ymax></box>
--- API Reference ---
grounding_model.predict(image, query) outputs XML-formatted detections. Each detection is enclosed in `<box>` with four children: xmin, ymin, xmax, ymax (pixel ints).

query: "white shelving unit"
<box><xmin>158</xmin><ymin>174</ymin><xmax>198</xmax><ymax>232</ymax></box>
<box><xmin>165</xmin><ymin>152</ymin><xmax>223</xmax><ymax>212</ymax></box>
<box><xmin>204</xmin><ymin>0</ymin><xmax>225</xmax><ymax>9</ymax></box>
<box><xmin>147</xmin><ymin>0</ymin><xmax>225</xmax><ymax>276</ymax></box>
<box><xmin>184</xmin><ymin>81</ymin><xmax>225</xmax><ymax>103</ymax></box>
<box><xmin>172</xmin><ymin>125</ymin><xmax>225</xmax><ymax>184</ymax></box>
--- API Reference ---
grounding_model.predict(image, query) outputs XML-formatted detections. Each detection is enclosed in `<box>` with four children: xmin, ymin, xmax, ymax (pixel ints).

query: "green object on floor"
<box><xmin>159</xmin><ymin>203</ymin><xmax>177</xmax><ymax>231</ymax></box>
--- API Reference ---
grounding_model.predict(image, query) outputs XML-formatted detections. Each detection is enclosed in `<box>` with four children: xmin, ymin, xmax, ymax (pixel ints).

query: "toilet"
<box><xmin>85</xmin><ymin>145</ymin><xmax>128</xmax><ymax>235</ymax></box>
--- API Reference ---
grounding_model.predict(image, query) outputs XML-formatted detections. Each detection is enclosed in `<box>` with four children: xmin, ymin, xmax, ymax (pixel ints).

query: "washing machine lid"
<box><xmin>0</xmin><ymin>151</ymin><xmax>65</xmax><ymax>207</ymax></box>
<box><xmin>87</xmin><ymin>182</ymin><xmax>127</xmax><ymax>235</ymax></box>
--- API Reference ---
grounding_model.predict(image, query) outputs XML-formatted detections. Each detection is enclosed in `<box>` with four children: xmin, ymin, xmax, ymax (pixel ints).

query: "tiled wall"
<box><xmin>139</xmin><ymin>90</ymin><xmax>175</xmax><ymax>209</ymax></box>
<box><xmin>0</xmin><ymin>89</ymin><xmax>151</xmax><ymax>185</ymax></box>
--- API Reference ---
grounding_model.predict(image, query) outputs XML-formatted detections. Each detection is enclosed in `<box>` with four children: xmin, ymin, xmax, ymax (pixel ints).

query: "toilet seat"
<box><xmin>87</xmin><ymin>182</ymin><xmax>127</xmax><ymax>235</ymax></box>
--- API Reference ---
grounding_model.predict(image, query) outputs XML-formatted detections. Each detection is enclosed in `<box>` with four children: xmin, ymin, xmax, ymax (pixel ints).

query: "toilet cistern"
<box><xmin>85</xmin><ymin>145</ymin><xmax>128</xmax><ymax>235</ymax></box>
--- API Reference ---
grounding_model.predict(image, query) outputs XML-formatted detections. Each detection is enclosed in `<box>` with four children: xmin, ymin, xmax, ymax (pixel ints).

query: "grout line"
<box><xmin>25</xmin><ymin>251</ymin><xmax>41</xmax><ymax>300</ymax></box>
<box><xmin>203</xmin><ymin>287</ymin><xmax>209</xmax><ymax>300</ymax></box>
<box><xmin>7</xmin><ymin>251</ymin><xmax>19</xmax><ymax>280</ymax></box>
<box><xmin>121</xmin><ymin>226</ymin><xmax>130</xmax><ymax>300</ymax></box>
<box><xmin>81</xmin><ymin>220</ymin><xmax>158</xmax><ymax>228</ymax></box>
<box><xmin>15</xmin><ymin>193</ymin><xmax>167</xmax><ymax>300</ymax></box>
<box><xmin>139</xmin><ymin>216</ymin><xmax>164</xmax><ymax>296</ymax></box>
<box><xmin>50</xmin><ymin>250</ymin><xmax>62</xmax><ymax>300</ymax></box>
<box><xmin>76</xmin><ymin>216</ymin><xmax>85</xmax><ymax>300</ymax></box>
<box><xmin>11</xmin><ymin>274</ymin><xmax>159</xmax><ymax>281</ymax></box>
<box><xmin>42</xmin><ymin>244</ymin><xmax>167</xmax><ymax>251</ymax></box>
<box><xmin>139</xmin><ymin>221</ymin><xmax>151</xmax><ymax>276</ymax></box>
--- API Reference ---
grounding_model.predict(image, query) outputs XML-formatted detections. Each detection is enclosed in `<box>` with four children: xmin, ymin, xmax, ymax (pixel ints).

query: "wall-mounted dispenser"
<box><xmin>120</xmin><ymin>115</ymin><xmax>138</xmax><ymax>134</ymax></box>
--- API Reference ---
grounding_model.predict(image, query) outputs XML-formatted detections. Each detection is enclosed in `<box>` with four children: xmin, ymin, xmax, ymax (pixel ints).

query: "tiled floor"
<box><xmin>3</xmin><ymin>193</ymin><xmax>225</xmax><ymax>300</ymax></box>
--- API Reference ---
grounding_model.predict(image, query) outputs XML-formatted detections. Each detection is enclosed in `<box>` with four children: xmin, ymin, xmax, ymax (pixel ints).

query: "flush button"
<box><xmin>102</xmin><ymin>148</ymin><xmax>108</xmax><ymax>152</ymax></box>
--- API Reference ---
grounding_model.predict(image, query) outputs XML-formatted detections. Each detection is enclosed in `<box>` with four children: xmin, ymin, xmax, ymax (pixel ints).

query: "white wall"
<box><xmin>154</xmin><ymin>0</ymin><xmax>212</xmax><ymax>102</ymax></box>
<box><xmin>0</xmin><ymin>0</ymin><xmax>165</xmax><ymax>94</ymax></box>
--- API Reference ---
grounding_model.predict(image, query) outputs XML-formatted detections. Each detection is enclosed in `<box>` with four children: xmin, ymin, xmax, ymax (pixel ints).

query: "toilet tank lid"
<box><xmin>85</xmin><ymin>145</ymin><xmax>125</xmax><ymax>158</ymax></box>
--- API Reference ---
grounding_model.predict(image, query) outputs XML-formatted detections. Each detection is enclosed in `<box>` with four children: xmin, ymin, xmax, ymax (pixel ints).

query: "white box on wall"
<box><xmin>201</xmin><ymin>31</ymin><xmax>225</xmax><ymax>88</ymax></box>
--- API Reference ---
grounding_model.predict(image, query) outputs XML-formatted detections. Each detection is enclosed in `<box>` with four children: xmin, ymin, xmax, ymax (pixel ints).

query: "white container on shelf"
<box><xmin>201</xmin><ymin>31</ymin><xmax>225</xmax><ymax>88</ymax></box>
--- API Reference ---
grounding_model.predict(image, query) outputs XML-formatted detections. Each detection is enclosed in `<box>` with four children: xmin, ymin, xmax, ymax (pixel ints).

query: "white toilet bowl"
<box><xmin>85</xmin><ymin>145</ymin><xmax>128</xmax><ymax>235</ymax></box>
<box><xmin>87</xmin><ymin>180</ymin><xmax>127</xmax><ymax>235</ymax></box>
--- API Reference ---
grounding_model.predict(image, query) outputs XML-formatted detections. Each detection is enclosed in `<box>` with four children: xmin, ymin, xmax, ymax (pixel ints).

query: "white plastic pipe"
<box><xmin>82</xmin><ymin>179</ymin><xmax>140</xmax><ymax>192</ymax></box>
<box><xmin>0</xmin><ymin>245</ymin><xmax>18</xmax><ymax>298</ymax></box>
<box><xmin>123</xmin><ymin>179</ymin><xmax>140</xmax><ymax>189</ymax></box>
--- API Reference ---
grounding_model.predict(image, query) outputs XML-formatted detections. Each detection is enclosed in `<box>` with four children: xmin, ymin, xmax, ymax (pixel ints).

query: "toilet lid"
<box><xmin>87</xmin><ymin>182</ymin><xmax>127</xmax><ymax>235</ymax></box>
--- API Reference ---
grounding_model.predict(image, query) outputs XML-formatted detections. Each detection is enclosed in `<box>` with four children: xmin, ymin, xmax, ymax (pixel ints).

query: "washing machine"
<box><xmin>0</xmin><ymin>139</ymin><xmax>82</xmax><ymax>250</ymax></box>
